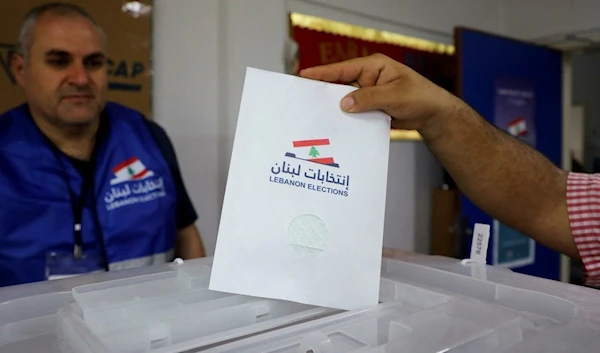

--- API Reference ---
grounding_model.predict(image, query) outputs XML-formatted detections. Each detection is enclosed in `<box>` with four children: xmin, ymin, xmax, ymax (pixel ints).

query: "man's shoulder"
<box><xmin>145</xmin><ymin>119</ymin><xmax>170</xmax><ymax>141</ymax></box>
<box><xmin>144</xmin><ymin>119</ymin><xmax>177</xmax><ymax>162</ymax></box>
<box><xmin>0</xmin><ymin>103</ymin><xmax>28</xmax><ymax>120</ymax></box>
<box><xmin>103</xmin><ymin>101</ymin><xmax>147</xmax><ymax>121</ymax></box>
<box><xmin>104</xmin><ymin>103</ymin><xmax>169</xmax><ymax>135</ymax></box>
<box><xmin>102</xmin><ymin>101</ymin><xmax>174</xmax><ymax>153</ymax></box>
<box><xmin>0</xmin><ymin>104</ymin><xmax>29</xmax><ymax>136</ymax></box>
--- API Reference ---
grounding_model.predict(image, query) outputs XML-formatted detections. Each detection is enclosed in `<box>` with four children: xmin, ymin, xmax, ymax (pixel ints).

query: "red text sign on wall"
<box><xmin>292</xmin><ymin>25</ymin><xmax>455</xmax><ymax>93</ymax></box>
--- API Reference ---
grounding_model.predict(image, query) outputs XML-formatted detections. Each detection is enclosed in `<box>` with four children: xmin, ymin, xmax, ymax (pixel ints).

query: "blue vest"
<box><xmin>0</xmin><ymin>102</ymin><xmax>178</xmax><ymax>286</ymax></box>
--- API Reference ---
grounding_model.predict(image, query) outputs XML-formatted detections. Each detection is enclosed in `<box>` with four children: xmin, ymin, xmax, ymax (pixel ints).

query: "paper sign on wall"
<box><xmin>494</xmin><ymin>77</ymin><xmax>536</xmax><ymax>147</ymax></box>
<box><xmin>209</xmin><ymin>67</ymin><xmax>391</xmax><ymax>311</ymax></box>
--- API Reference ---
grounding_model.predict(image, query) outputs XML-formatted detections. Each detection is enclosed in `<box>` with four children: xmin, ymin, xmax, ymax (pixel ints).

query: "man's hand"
<box><xmin>176</xmin><ymin>224</ymin><xmax>206</xmax><ymax>259</ymax></box>
<box><xmin>300</xmin><ymin>53</ymin><xmax>457</xmax><ymax>138</ymax></box>
<box><xmin>301</xmin><ymin>53</ymin><xmax>577</xmax><ymax>260</ymax></box>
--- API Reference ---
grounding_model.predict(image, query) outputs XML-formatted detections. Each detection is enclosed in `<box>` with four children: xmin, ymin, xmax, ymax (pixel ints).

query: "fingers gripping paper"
<box><xmin>209</xmin><ymin>67</ymin><xmax>391</xmax><ymax>311</ymax></box>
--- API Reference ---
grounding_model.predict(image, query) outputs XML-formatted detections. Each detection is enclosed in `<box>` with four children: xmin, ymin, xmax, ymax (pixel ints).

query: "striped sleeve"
<box><xmin>567</xmin><ymin>172</ymin><xmax>600</xmax><ymax>286</ymax></box>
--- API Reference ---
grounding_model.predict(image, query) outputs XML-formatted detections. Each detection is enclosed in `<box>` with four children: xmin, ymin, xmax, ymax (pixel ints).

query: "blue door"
<box><xmin>455</xmin><ymin>27</ymin><xmax>562</xmax><ymax>280</ymax></box>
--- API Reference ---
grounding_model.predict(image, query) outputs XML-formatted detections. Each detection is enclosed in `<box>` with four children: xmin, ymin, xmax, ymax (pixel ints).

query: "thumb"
<box><xmin>340</xmin><ymin>85</ymin><xmax>390</xmax><ymax>113</ymax></box>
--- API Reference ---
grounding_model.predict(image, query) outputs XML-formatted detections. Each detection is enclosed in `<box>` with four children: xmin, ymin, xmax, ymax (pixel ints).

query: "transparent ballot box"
<box><xmin>206</xmin><ymin>255</ymin><xmax>600</xmax><ymax>352</ymax></box>
<box><xmin>1</xmin><ymin>253</ymin><xmax>600</xmax><ymax>352</ymax></box>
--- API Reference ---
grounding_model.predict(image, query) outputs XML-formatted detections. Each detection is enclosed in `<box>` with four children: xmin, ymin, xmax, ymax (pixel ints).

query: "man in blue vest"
<box><xmin>0</xmin><ymin>3</ymin><xmax>205</xmax><ymax>287</ymax></box>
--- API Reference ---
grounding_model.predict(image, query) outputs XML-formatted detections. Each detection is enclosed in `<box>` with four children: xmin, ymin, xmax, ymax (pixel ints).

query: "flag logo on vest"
<box><xmin>110</xmin><ymin>157</ymin><xmax>155</xmax><ymax>185</ymax></box>
<box><xmin>507</xmin><ymin>117</ymin><xmax>528</xmax><ymax>137</ymax></box>
<box><xmin>285</xmin><ymin>138</ymin><xmax>340</xmax><ymax>168</ymax></box>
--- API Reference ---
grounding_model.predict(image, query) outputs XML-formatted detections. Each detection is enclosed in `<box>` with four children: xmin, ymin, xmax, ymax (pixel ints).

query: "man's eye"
<box><xmin>86</xmin><ymin>60</ymin><xmax>105</xmax><ymax>70</ymax></box>
<box><xmin>47</xmin><ymin>59</ymin><xmax>69</xmax><ymax>68</ymax></box>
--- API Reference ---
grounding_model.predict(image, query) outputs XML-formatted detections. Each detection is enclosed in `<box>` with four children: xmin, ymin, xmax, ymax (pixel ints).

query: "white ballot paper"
<box><xmin>209</xmin><ymin>67</ymin><xmax>391</xmax><ymax>311</ymax></box>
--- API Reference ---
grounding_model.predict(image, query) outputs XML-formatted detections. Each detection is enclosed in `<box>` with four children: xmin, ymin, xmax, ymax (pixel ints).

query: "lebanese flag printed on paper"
<box><xmin>287</xmin><ymin>139</ymin><xmax>339</xmax><ymax>168</ymax></box>
<box><xmin>508</xmin><ymin>117</ymin><xmax>528</xmax><ymax>137</ymax></box>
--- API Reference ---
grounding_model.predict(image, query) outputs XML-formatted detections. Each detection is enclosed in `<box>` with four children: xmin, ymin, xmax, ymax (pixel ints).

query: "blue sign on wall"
<box><xmin>493</xmin><ymin>220</ymin><xmax>535</xmax><ymax>268</ymax></box>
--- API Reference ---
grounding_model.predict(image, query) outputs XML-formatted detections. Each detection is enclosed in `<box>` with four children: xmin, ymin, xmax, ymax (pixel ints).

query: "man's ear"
<box><xmin>11</xmin><ymin>53</ymin><xmax>27</xmax><ymax>88</ymax></box>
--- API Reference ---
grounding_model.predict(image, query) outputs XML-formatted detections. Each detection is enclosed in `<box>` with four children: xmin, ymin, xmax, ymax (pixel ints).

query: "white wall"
<box><xmin>289</xmin><ymin>0</ymin><xmax>504</xmax><ymax>44</ymax></box>
<box><xmin>152</xmin><ymin>0</ymin><xmax>222</xmax><ymax>255</ymax></box>
<box><xmin>570</xmin><ymin>104</ymin><xmax>584</xmax><ymax>164</ymax></box>
<box><xmin>153</xmin><ymin>0</ymin><xmax>503</xmax><ymax>256</ymax></box>
<box><xmin>383</xmin><ymin>142</ymin><xmax>443</xmax><ymax>253</ymax></box>
<box><xmin>502</xmin><ymin>0</ymin><xmax>600</xmax><ymax>40</ymax></box>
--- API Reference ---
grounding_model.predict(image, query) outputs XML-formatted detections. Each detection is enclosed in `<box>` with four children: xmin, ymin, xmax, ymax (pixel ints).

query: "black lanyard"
<box><xmin>65</xmin><ymin>161</ymin><xmax>94</xmax><ymax>259</ymax></box>
<box><xmin>54</xmin><ymin>147</ymin><xmax>110</xmax><ymax>271</ymax></box>
<box><xmin>49</xmin><ymin>145</ymin><xmax>97</xmax><ymax>259</ymax></box>
<box><xmin>43</xmin><ymin>129</ymin><xmax>109</xmax><ymax>270</ymax></box>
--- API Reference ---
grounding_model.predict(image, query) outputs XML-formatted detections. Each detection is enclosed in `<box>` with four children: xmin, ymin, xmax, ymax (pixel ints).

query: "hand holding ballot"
<box><xmin>211</xmin><ymin>52</ymin><xmax>583</xmax><ymax>309</ymax></box>
<box><xmin>303</xmin><ymin>54</ymin><xmax>579</xmax><ymax>265</ymax></box>
<box><xmin>299</xmin><ymin>53</ymin><xmax>458</xmax><ymax>137</ymax></box>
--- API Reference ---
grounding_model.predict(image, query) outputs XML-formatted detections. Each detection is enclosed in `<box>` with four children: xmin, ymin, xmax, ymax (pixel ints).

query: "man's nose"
<box><xmin>67</xmin><ymin>63</ymin><xmax>90</xmax><ymax>86</ymax></box>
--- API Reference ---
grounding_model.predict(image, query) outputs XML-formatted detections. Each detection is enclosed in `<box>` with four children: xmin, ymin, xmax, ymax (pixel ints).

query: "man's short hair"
<box><xmin>16</xmin><ymin>2</ymin><xmax>107</xmax><ymax>61</ymax></box>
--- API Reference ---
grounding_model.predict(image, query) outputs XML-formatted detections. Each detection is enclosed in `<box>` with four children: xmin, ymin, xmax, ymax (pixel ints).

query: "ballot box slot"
<box><xmin>202</xmin><ymin>291</ymin><xmax>524</xmax><ymax>353</ymax></box>
<box><xmin>203</xmin><ymin>303</ymin><xmax>405</xmax><ymax>352</ymax></box>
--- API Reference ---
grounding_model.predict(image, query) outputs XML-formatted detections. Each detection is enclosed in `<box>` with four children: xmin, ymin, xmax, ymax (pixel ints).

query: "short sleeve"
<box><xmin>145</xmin><ymin>121</ymin><xmax>198</xmax><ymax>229</ymax></box>
<box><xmin>566</xmin><ymin>172</ymin><xmax>600</xmax><ymax>286</ymax></box>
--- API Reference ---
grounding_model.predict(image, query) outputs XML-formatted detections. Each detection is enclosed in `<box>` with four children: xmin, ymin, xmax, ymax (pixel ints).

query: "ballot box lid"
<box><xmin>0</xmin><ymin>257</ymin><xmax>335</xmax><ymax>353</ymax></box>
<box><xmin>203</xmin><ymin>254</ymin><xmax>600</xmax><ymax>353</ymax></box>
<box><xmin>1</xmin><ymin>253</ymin><xmax>600</xmax><ymax>352</ymax></box>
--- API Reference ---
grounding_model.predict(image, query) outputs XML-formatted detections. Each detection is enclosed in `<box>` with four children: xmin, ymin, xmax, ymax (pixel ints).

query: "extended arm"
<box><xmin>423</xmin><ymin>97</ymin><xmax>576</xmax><ymax>258</ymax></box>
<box><xmin>301</xmin><ymin>53</ymin><xmax>578</xmax><ymax>259</ymax></box>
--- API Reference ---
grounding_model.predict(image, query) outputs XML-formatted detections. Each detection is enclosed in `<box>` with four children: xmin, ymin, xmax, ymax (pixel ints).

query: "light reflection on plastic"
<box><xmin>121</xmin><ymin>1</ymin><xmax>152</xmax><ymax>18</ymax></box>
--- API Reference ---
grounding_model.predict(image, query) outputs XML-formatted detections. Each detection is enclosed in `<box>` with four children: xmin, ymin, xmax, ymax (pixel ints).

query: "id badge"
<box><xmin>45</xmin><ymin>251</ymin><xmax>105</xmax><ymax>281</ymax></box>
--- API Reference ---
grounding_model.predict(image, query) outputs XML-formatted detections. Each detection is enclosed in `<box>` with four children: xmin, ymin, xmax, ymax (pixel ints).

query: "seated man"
<box><xmin>0</xmin><ymin>3</ymin><xmax>205</xmax><ymax>286</ymax></box>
